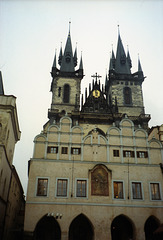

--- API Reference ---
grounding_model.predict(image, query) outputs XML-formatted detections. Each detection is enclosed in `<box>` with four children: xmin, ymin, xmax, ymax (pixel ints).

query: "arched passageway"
<box><xmin>144</xmin><ymin>216</ymin><xmax>160</xmax><ymax>240</ymax></box>
<box><xmin>34</xmin><ymin>215</ymin><xmax>61</xmax><ymax>240</ymax></box>
<box><xmin>69</xmin><ymin>214</ymin><xmax>94</xmax><ymax>240</ymax></box>
<box><xmin>111</xmin><ymin>214</ymin><xmax>134</xmax><ymax>240</ymax></box>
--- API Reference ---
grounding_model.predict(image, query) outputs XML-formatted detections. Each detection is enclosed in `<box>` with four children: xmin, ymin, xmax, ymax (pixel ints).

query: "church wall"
<box><xmin>110</xmin><ymin>82</ymin><xmax>144</xmax><ymax>116</ymax></box>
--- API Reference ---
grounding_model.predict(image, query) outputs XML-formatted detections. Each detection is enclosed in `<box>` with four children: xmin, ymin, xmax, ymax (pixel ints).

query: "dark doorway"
<box><xmin>34</xmin><ymin>215</ymin><xmax>61</xmax><ymax>240</ymax></box>
<box><xmin>69</xmin><ymin>214</ymin><xmax>94</xmax><ymax>240</ymax></box>
<box><xmin>144</xmin><ymin>216</ymin><xmax>160</xmax><ymax>240</ymax></box>
<box><xmin>111</xmin><ymin>215</ymin><xmax>134</xmax><ymax>240</ymax></box>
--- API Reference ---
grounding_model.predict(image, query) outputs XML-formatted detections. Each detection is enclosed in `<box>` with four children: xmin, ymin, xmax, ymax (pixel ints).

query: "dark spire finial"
<box><xmin>52</xmin><ymin>48</ymin><xmax>57</xmax><ymax>68</ymax></box>
<box><xmin>69</xmin><ymin>20</ymin><xmax>71</xmax><ymax>34</ymax></box>
<box><xmin>0</xmin><ymin>71</ymin><xmax>4</xmax><ymax>95</ymax></box>
<box><xmin>117</xmin><ymin>24</ymin><xmax>120</xmax><ymax>36</ymax></box>
<box><xmin>58</xmin><ymin>42</ymin><xmax>63</xmax><ymax>66</ymax></box>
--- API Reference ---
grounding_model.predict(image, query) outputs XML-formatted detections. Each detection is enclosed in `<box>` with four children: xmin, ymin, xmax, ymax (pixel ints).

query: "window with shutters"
<box><xmin>150</xmin><ymin>183</ymin><xmax>161</xmax><ymax>200</ymax></box>
<box><xmin>76</xmin><ymin>179</ymin><xmax>87</xmax><ymax>197</ymax></box>
<box><xmin>123</xmin><ymin>150</ymin><xmax>134</xmax><ymax>158</ymax></box>
<box><xmin>71</xmin><ymin>148</ymin><xmax>81</xmax><ymax>155</ymax></box>
<box><xmin>47</xmin><ymin>146</ymin><xmax>58</xmax><ymax>154</ymax></box>
<box><xmin>62</xmin><ymin>147</ymin><xmax>68</xmax><ymax>154</ymax></box>
<box><xmin>132</xmin><ymin>182</ymin><xmax>142</xmax><ymax>199</ymax></box>
<box><xmin>56</xmin><ymin>179</ymin><xmax>68</xmax><ymax>197</ymax></box>
<box><xmin>113</xmin><ymin>181</ymin><xmax>124</xmax><ymax>199</ymax></box>
<box><xmin>137</xmin><ymin>151</ymin><xmax>148</xmax><ymax>158</ymax></box>
<box><xmin>113</xmin><ymin>150</ymin><xmax>119</xmax><ymax>157</ymax></box>
<box><xmin>36</xmin><ymin>178</ymin><xmax>48</xmax><ymax>196</ymax></box>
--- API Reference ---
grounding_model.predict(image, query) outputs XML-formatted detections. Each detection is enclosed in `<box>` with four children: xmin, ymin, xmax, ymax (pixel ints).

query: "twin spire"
<box><xmin>51</xmin><ymin>24</ymin><xmax>144</xmax><ymax>79</ymax></box>
<box><xmin>51</xmin><ymin>23</ymin><xmax>83</xmax><ymax>77</ymax></box>
<box><xmin>109</xmin><ymin>28</ymin><xmax>143</xmax><ymax>76</ymax></box>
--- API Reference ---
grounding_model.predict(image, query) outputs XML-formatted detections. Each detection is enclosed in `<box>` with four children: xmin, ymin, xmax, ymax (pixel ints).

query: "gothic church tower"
<box><xmin>49</xmin><ymin>26</ymin><xmax>83</xmax><ymax>120</ymax></box>
<box><xmin>105</xmin><ymin>31</ymin><xmax>148</xmax><ymax>123</ymax></box>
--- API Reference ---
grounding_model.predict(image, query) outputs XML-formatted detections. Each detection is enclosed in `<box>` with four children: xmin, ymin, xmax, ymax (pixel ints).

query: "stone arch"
<box><xmin>69</xmin><ymin>213</ymin><xmax>94</xmax><ymax>240</ymax></box>
<box><xmin>34</xmin><ymin>134</ymin><xmax>46</xmax><ymax>142</ymax></box>
<box><xmin>111</xmin><ymin>214</ymin><xmax>135</xmax><ymax>240</ymax></box>
<box><xmin>107</xmin><ymin>126</ymin><xmax>120</xmax><ymax>136</ymax></box>
<box><xmin>48</xmin><ymin>125</ymin><xmax>59</xmax><ymax>132</ymax></box>
<box><xmin>120</xmin><ymin>118</ymin><xmax>134</xmax><ymax>128</ymax></box>
<box><xmin>60</xmin><ymin>116</ymin><xmax>72</xmax><ymax>125</ymax></box>
<box><xmin>144</xmin><ymin>215</ymin><xmax>160</xmax><ymax>240</ymax></box>
<box><xmin>33</xmin><ymin>215</ymin><xmax>61</xmax><ymax>240</ymax></box>
<box><xmin>135</xmin><ymin>128</ymin><xmax>148</xmax><ymax>138</ymax></box>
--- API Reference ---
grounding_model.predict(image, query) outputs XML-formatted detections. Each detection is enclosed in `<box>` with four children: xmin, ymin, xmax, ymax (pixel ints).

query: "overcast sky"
<box><xmin>1</xmin><ymin>0</ymin><xmax>163</xmax><ymax>195</ymax></box>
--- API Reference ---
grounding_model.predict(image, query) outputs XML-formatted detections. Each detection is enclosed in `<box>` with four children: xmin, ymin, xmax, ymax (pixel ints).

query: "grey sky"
<box><xmin>1</xmin><ymin>0</ymin><xmax>163</xmax><ymax>195</ymax></box>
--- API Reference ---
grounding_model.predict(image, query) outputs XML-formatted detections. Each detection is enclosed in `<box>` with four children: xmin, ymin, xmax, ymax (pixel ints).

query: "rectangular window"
<box><xmin>137</xmin><ymin>151</ymin><xmax>148</xmax><ymax>158</ymax></box>
<box><xmin>132</xmin><ymin>182</ymin><xmax>142</xmax><ymax>199</ymax></box>
<box><xmin>47</xmin><ymin>146</ymin><xmax>58</xmax><ymax>154</ymax></box>
<box><xmin>113</xmin><ymin>150</ymin><xmax>119</xmax><ymax>157</ymax></box>
<box><xmin>57</xmin><ymin>179</ymin><xmax>68</xmax><ymax>197</ymax></box>
<box><xmin>123</xmin><ymin>151</ymin><xmax>134</xmax><ymax>158</ymax></box>
<box><xmin>114</xmin><ymin>181</ymin><xmax>124</xmax><ymax>199</ymax></box>
<box><xmin>76</xmin><ymin>180</ymin><xmax>87</xmax><ymax>197</ymax></box>
<box><xmin>62</xmin><ymin>147</ymin><xmax>68</xmax><ymax>154</ymax></box>
<box><xmin>150</xmin><ymin>183</ymin><xmax>161</xmax><ymax>200</ymax></box>
<box><xmin>37</xmin><ymin>178</ymin><xmax>48</xmax><ymax>196</ymax></box>
<box><xmin>71</xmin><ymin>148</ymin><xmax>81</xmax><ymax>155</ymax></box>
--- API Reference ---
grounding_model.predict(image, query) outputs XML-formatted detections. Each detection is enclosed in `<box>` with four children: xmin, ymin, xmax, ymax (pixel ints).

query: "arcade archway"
<box><xmin>34</xmin><ymin>215</ymin><xmax>61</xmax><ymax>240</ymax></box>
<box><xmin>69</xmin><ymin>214</ymin><xmax>94</xmax><ymax>240</ymax></box>
<box><xmin>144</xmin><ymin>216</ymin><xmax>160</xmax><ymax>240</ymax></box>
<box><xmin>111</xmin><ymin>214</ymin><xmax>134</xmax><ymax>240</ymax></box>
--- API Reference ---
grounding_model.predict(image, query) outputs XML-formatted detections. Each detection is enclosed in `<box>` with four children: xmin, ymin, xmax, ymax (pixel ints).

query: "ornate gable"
<box><xmin>81</xmin><ymin>73</ymin><xmax>118</xmax><ymax>114</ymax></box>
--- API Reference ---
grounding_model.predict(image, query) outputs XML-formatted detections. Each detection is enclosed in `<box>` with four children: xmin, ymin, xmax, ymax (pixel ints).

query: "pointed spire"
<box><xmin>79</xmin><ymin>52</ymin><xmax>83</xmax><ymax>70</ymax></box>
<box><xmin>138</xmin><ymin>55</ymin><xmax>143</xmax><ymax>72</ymax></box>
<box><xmin>127</xmin><ymin>46</ymin><xmax>132</xmax><ymax>68</ymax></box>
<box><xmin>58</xmin><ymin>43</ymin><xmax>63</xmax><ymax>66</ymax></box>
<box><xmin>109</xmin><ymin>55</ymin><xmax>114</xmax><ymax>70</ymax></box>
<box><xmin>0</xmin><ymin>71</ymin><xmax>4</xmax><ymax>95</ymax></box>
<box><xmin>52</xmin><ymin>49</ymin><xmax>57</xmax><ymax>68</ymax></box>
<box><xmin>138</xmin><ymin>55</ymin><xmax>144</xmax><ymax>79</ymax></box>
<box><xmin>115</xmin><ymin>27</ymin><xmax>131</xmax><ymax>74</ymax></box>
<box><xmin>73</xmin><ymin>43</ymin><xmax>77</xmax><ymax>67</ymax></box>
<box><xmin>60</xmin><ymin>23</ymin><xmax>75</xmax><ymax>72</ymax></box>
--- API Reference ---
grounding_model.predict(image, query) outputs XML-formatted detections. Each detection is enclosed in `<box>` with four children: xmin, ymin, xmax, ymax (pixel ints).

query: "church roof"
<box><xmin>60</xmin><ymin>30</ymin><xmax>75</xmax><ymax>72</ymax></box>
<box><xmin>114</xmin><ymin>34</ymin><xmax>131</xmax><ymax>74</ymax></box>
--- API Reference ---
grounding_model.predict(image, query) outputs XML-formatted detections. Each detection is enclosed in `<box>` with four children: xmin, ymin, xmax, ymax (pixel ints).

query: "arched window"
<box><xmin>124</xmin><ymin>87</ymin><xmax>132</xmax><ymax>105</ymax></box>
<box><xmin>63</xmin><ymin>84</ymin><xmax>70</xmax><ymax>103</ymax></box>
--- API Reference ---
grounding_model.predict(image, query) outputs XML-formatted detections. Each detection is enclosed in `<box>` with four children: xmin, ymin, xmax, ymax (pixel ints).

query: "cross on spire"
<box><xmin>91</xmin><ymin>73</ymin><xmax>102</xmax><ymax>81</ymax></box>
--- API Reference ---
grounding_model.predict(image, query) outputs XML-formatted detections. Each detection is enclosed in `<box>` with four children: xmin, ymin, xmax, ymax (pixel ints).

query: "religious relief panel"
<box><xmin>91</xmin><ymin>165</ymin><xmax>109</xmax><ymax>196</ymax></box>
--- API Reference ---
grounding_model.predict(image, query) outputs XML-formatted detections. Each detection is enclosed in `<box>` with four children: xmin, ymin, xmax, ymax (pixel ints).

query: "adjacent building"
<box><xmin>24</xmin><ymin>29</ymin><xmax>163</xmax><ymax>240</ymax></box>
<box><xmin>0</xmin><ymin>72</ymin><xmax>25</xmax><ymax>240</ymax></box>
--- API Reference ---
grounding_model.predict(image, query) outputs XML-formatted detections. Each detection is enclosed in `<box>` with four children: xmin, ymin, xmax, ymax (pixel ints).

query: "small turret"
<box><xmin>58</xmin><ymin>44</ymin><xmax>63</xmax><ymax>66</ymax></box>
<box><xmin>0</xmin><ymin>71</ymin><xmax>4</xmax><ymax>95</ymax></box>
<box><xmin>127</xmin><ymin>47</ymin><xmax>132</xmax><ymax>69</ymax></box>
<box><xmin>138</xmin><ymin>56</ymin><xmax>144</xmax><ymax>79</ymax></box>
<box><xmin>73</xmin><ymin>45</ymin><xmax>77</xmax><ymax>67</ymax></box>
